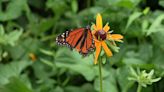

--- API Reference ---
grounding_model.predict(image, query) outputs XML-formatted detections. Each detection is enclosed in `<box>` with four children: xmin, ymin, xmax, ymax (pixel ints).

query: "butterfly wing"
<box><xmin>56</xmin><ymin>27</ymin><xmax>95</xmax><ymax>56</ymax></box>
<box><xmin>56</xmin><ymin>30</ymin><xmax>69</xmax><ymax>46</ymax></box>
<box><xmin>80</xmin><ymin>29</ymin><xmax>95</xmax><ymax>55</ymax></box>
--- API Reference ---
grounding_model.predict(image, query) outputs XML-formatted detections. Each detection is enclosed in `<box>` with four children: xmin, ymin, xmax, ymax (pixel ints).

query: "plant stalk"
<box><xmin>137</xmin><ymin>84</ymin><xmax>142</xmax><ymax>92</ymax></box>
<box><xmin>98</xmin><ymin>58</ymin><xmax>103</xmax><ymax>92</ymax></box>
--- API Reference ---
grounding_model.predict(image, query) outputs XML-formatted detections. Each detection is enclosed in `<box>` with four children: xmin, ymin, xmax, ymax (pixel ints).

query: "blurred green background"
<box><xmin>0</xmin><ymin>0</ymin><xmax>164</xmax><ymax>92</ymax></box>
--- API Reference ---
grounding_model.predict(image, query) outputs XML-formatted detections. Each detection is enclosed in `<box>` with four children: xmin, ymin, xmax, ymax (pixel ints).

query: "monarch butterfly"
<box><xmin>56</xmin><ymin>26</ymin><xmax>95</xmax><ymax>56</ymax></box>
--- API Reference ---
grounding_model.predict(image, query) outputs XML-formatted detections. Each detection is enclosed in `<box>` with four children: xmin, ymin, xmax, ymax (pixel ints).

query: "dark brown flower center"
<box><xmin>94</xmin><ymin>30</ymin><xmax>107</xmax><ymax>40</ymax></box>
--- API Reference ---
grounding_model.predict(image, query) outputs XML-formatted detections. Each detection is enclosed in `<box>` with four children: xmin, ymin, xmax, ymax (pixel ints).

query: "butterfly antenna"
<box><xmin>85</xmin><ymin>25</ymin><xmax>90</xmax><ymax>30</ymax></box>
<box><xmin>85</xmin><ymin>15</ymin><xmax>92</xmax><ymax>29</ymax></box>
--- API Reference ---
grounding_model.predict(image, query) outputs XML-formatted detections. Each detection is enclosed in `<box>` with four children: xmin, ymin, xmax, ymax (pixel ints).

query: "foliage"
<box><xmin>0</xmin><ymin>0</ymin><xmax>164</xmax><ymax>92</ymax></box>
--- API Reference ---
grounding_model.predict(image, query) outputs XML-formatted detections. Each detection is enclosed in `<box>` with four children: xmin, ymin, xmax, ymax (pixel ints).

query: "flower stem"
<box><xmin>98</xmin><ymin>58</ymin><xmax>103</xmax><ymax>92</ymax></box>
<box><xmin>137</xmin><ymin>84</ymin><xmax>142</xmax><ymax>92</ymax></box>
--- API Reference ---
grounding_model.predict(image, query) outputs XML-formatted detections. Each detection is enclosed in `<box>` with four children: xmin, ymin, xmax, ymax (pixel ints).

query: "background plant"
<box><xmin>0</xmin><ymin>0</ymin><xmax>164</xmax><ymax>92</ymax></box>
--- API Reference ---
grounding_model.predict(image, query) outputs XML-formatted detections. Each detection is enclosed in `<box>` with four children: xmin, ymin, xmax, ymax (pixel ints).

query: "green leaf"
<box><xmin>123</xmin><ymin>43</ymin><xmax>153</xmax><ymax>66</ymax></box>
<box><xmin>0</xmin><ymin>0</ymin><xmax>27</xmax><ymax>21</ymax></box>
<box><xmin>37</xmin><ymin>18</ymin><xmax>56</xmax><ymax>33</ymax></box>
<box><xmin>0</xmin><ymin>25</ymin><xmax>22</xmax><ymax>46</ymax></box>
<box><xmin>142</xmin><ymin>20</ymin><xmax>149</xmax><ymax>33</ymax></box>
<box><xmin>0</xmin><ymin>61</ymin><xmax>31</xmax><ymax>85</ymax></box>
<box><xmin>65</xmin><ymin>84</ymin><xmax>95</xmax><ymax>92</ymax></box>
<box><xmin>0</xmin><ymin>25</ymin><xmax>4</xmax><ymax>35</ymax></box>
<box><xmin>159</xmin><ymin>0</ymin><xmax>164</xmax><ymax>7</ymax></box>
<box><xmin>146</xmin><ymin>14</ymin><xmax>164</xmax><ymax>35</ymax></box>
<box><xmin>143</xmin><ymin>7</ymin><xmax>150</xmax><ymax>15</ymax></box>
<box><xmin>46</xmin><ymin>0</ymin><xmax>68</xmax><ymax>15</ymax></box>
<box><xmin>71</xmin><ymin>0</ymin><xmax>78</xmax><ymax>13</ymax></box>
<box><xmin>0</xmin><ymin>77</ymin><xmax>33</xmax><ymax>92</ymax></box>
<box><xmin>151</xmin><ymin>77</ymin><xmax>161</xmax><ymax>83</ymax></box>
<box><xmin>0</xmin><ymin>25</ymin><xmax>6</xmax><ymax>44</ymax></box>
<box><xmin>55</xmin><ymin>48</ymin><xmax>109</xmax><ymax>81</ymax></box>
<box><xmin>53</xmin><ymin>86</ymin><xmax>64</xmax><ymax>92</ymax></box>
<box><xmin>32</xmin><ymin>61</ymin><xmax>54</xmax><ymax>80</ymax></box>
<box><xmin>65</xmin><ymin>83</ymin><xmax>95</xmax><ymax>92</ymax></box>
<box><xmin>65</xmin><ymin>86</ymin><xmax>84</xmax><ymax>92</ymax></box>
<box><xmin>116</xmin><ymin>0</ymin><xmax>134</xmax><ymax>9</ymax></box>
<box><xmin>0</xmin><ymin>49</ymin><xmax>2</xmax><ymax>61</ymax></box>
<box><xmin>6</xmin><ymin>29</ymin><xmax>23</xmax><ymax>46</ymax></box>
<box><xmin>126</xmin><ymin>12</ymin><xmax>142</xmax><ymax>30</ymax></box>
<box><xmin>117</xmin><ymin>66</ymin><xmax>134</xmax><ymax>92</ymax></box>
<box><xmin>39</xmin><ymin>49</ymin><xmax>54</xmax><ymax>56</ymax></box>
<box><xmin>123</xmin><ymin>57</ymin><xmax>145</xmax><ymax>65</ymax></box>
<box><xmin>40</xmin><ymin>58</ymin><xmax>54</xmax><ymax>67</ymax></box>
<box><xmin>78</xmin><ymin>6</ymin><xmax>103</xmax><ymax>16</ymax></box>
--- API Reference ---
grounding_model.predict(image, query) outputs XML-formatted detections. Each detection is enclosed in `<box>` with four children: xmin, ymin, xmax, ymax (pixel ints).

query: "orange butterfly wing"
<box><xmin>56</xmin><ymin>27</ymin><xmax>95</xmax><ymax>56</ymax></box>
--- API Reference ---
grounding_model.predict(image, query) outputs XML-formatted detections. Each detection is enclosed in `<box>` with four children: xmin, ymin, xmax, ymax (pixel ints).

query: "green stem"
<box><xmin>137</xmin><ymin>84</ymin><xmax>142</xmax><ymax>92</ymax></box>
<box><xmin>98</xmin><ymin>58</ymin><xmax>103</xmax><ymax>92</ymax></box>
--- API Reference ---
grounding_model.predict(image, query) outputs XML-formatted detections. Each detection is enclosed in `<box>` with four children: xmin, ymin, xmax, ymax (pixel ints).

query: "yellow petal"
<box><xmin>94</xmin><ymin>38</ymin><xmax>100</xmax><ymax>43</ymax></box>
<box><xmin>96</xmin><ymin>13</ymin><xmax>103</xmax><ymax>30</ymax></box>
<box><xmin>102</xmin><ymin>41</ymin><xmax>113</xmax><ymax>57</ymax></box>
<box><xmin>107</xmin><ymin>34</ymin><xmax>123</xmax><ymax>41</ymax></box>
<box><xmin>94</xmin><ymin>42</ymin><xmax>101</xmax><ymax>64</ymax></box>
<box><xmin>111</xmin><ymin>34</ymin><xmax>123</xmax><ymax>40</ymax></box>
<box><xmin>103</xmin><ymin>23</ymin><xmax>110</xmax><ymax>32</ymax></box>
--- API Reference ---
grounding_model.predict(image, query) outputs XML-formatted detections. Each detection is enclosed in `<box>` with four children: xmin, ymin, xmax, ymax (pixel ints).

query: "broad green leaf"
<box><xmin>32</xmin><ymin>61</ymin><xmax>55</xmax><ymax>80</ymax></box>
<box><xmin>55</xmin><ymin>48</ymin><xmax>109</xmax><ymax>81</ymax></box>
<box><xmin>65</xmin><ymin>83</ymin><xmax>94</xmax><ymax>92</ymax></box>
<box><xmin>126</xmin><ymin>17</ymin><xmax>138</xmax><ymax>28</ymax></box>
<box><xmin>117</xmin><ymin>66</ymin><xmax>134</xmax><ymax>92</ymax></box>
<box><xmin>151</xmin><ymin>31</ymin><xmax>164</xmax><ymax>49</ymax></box>
<box><xmin>6</xmin><ymin>29</ymin><xmax>23</xmax><ymax>46</ymax></box>
<box><xmin>126</xmin><ymin>12</ymin><xmax>142</xmax><ymax>30</ymax></box>
<box><xmin>146</xmin><ymin>14</ymin><xmax>164</xmax><ymax>35</ymax></box>
<box><xmin>116</xmin><ymin>0</ymin><xmax>135</xmax><ymax>9</ymax></box>
<box><xmin>0</xmin><ymin>0</ymin><xmax>27</xmax><ymax>21</ymax></box>
<box><xmin>151</xmin><ymin>42</ymin><xmax>164</xmax><ymax>67</ymax></box>
<box><xmin>0</xmin><ymin>61</ymin><xmax>31</xmax><ymax>85</ymax></box>
<box><xmin>123</xmin><ymin>58</ymin><xmax>145</xmax><ymax>65</ymax></box>
<box><xmin>123</xmin><ymin>43</ymin><xmax>153</xmax><ymax>65</ymax></box>
<box><xmin>31</xmin><ymin>61</ymin><xmax>56</xmax><ymax>92</ymax></box>
<box><xmin>0</xmin><ymin>25</ymin><xmax>22</xmax><ymax>46</ymax></box>
<box><xmin>78</xmin><ymin>6</ymin><xmax>103</xmax><ymax>16</ymax></box>
<box><xmin>0</xmin><ymin>77</ymin><xmax>33</xmax><ymax>92</ymax></box>
<box><xmin>52</xmin><ymin>86</ymin><xmax>64</xmax><ymax>92</ymax></box>
<box><xmin>46</xmin><ymin>0</ymin><xmax>68</xmax><ymax>15</ymax></box>
<box><xmin>65</xmin><ymin>86</ymin><xmax>86</xmax><ymax>92</ymax></box>
<box><xmin>106</xmin><ymin>0</ymin><xmax>140</xmax><ymax>7</ymax></box>
<box><xmin>81</xmin><ymin>83</ymin><xmax>95</xmax><ymax>92</ymax></box>
<box><xmin>37</xmin><ymin>18</ymin><xmax>56</xmax><ymax>33</ymax></box>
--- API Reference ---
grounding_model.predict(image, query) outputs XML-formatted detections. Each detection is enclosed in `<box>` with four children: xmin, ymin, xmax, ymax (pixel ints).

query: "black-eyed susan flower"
<box><xmin>92</xmin><ymin>13</ymin><xmax>123</xmax><ymax>64</ymax></box>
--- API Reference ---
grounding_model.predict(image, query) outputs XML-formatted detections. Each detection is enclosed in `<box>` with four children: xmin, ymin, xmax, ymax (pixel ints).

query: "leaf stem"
<box><xmin>137</xmin><ymin>84</ymin><xmax>142</xmax><ymax>92</ymax></box>
<box><xmin>98</xmin><ymin>57</ymin><xmax>103</xmax><ymax>92</ymax></box>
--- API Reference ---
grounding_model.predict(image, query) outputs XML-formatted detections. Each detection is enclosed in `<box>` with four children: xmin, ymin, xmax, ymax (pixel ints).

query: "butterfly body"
<box><xmin>56</xmin><ymin>26</ymin><xmax>95</xmax><ymax>56</ymax></box>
